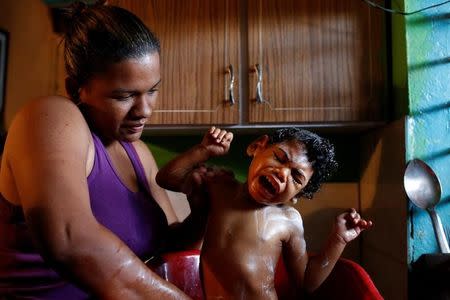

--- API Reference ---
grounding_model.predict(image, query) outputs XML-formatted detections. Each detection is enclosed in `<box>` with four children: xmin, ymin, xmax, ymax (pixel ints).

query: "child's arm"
<box><xmin>304</xmin><ymin>208</ymin><xmax>372</xmax><ymax>292</ymax></box>
<box><xmin>156</xmin><ymin>127</ymin><xmax>233</xmax><ymax>251</ymax></box>
<box><xmin>285</xmin><ymin>208</ymin><xmax>372</xmax><ymax>294</ymax></box>
<box><xmin>156</xmin><ymin>126</ymin><xmax>233</xmax><ymax>193</ymax></box>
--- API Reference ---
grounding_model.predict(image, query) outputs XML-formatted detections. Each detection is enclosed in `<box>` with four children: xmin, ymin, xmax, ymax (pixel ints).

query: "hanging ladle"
<box><xmin>404</xmin><ymin>159</ymin><xmax>450</xmax><ymax>253</ymax></box>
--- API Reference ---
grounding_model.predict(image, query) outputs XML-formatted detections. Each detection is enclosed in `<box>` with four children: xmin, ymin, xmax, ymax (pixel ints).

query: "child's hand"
<box><xmin>201</xmin><ymin>127</ymin><xmax>233</xmax><ymax>157</ymax></box>
<box><xmin>333</xmin><ymin>208</ymin><xmax>373</xmax><ymax>244</ymax></box>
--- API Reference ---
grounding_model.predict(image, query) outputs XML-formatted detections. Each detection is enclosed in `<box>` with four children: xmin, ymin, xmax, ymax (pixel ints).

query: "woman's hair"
<box><xmin>60</xmin><ymin>1</ymin><xmax>160</xmax><ymax>99</ymax></box>
<box><xmin>268</xmin><ymin>127</ymin><xmax>338</xmax><ymax>199</ymax></box>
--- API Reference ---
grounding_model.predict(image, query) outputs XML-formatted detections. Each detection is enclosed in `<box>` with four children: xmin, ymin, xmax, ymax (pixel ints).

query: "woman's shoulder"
<box><xmin>13</xmin><ymin>95</ymin><xmax>86</xmax><ymax>126</ymax></box>
<box><xmin>18</xmin><ymin>95</ymin><xmax>83</xmax><ymax>118</ymax></box>
<box><xmin>8</xmin><ymin>96</ymin><xmax>91</xmax><ymax>147</ymax></box>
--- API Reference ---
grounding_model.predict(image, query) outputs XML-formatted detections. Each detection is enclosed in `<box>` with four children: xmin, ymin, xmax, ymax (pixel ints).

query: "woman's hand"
<box><xmin>182</xmin><ymin>164</ymin><xmax>234</xmax><ymax>196</ymax></box>
<box><xmin>200</xmin><ymin>127</ymin><xmax>233</xmax><ymax>157</ymax></box>
<box><xmin>333</xmin><ymin>208</ymin><xmax>373</xmax><ymax>244</ymax></box>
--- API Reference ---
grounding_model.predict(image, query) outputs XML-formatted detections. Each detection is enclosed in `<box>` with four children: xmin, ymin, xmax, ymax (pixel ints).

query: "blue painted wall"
<box><xmin>404</xmin><ymin>0</ymin><xmax>450</xmax><ymax>262</ymax></box>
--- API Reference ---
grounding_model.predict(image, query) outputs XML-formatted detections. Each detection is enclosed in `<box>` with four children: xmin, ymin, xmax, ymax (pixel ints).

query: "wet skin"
<box><xmin>156</xmin><ymin>127</ymin><xmax>373</xmax><ymax>299</ymax></box>
<box><xmin>202</xmin><ymin>180</ymin><xmax>306</xmax><ymax>300</ymax></box>
<box><xmin>0</xmin><ymin>52</ymin><xmax>190</xmax><ymax>299</ymax></box>
<box><xmin>201</xmin><ymin>139</ymin><xmax>313</xmax><ymax>299</ymax></box>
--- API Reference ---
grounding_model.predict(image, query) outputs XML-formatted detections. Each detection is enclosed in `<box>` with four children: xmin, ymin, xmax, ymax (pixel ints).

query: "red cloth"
<box><xmin>148</xmin><ymin>250</ymin><xmax>384</xmax><ymax>300</ymax></box>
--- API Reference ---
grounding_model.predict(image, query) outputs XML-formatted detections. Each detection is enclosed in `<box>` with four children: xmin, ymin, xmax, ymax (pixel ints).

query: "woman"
<box><xmin>0</xmin><ymin>2</ymin><xmax>205</xmax><ymax>299</ymax></box>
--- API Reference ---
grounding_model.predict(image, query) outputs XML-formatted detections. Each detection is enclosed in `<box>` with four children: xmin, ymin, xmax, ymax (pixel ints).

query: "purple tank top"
<box><xmin>0</xmin><ymin>133</ymin><xmax>168</xmax><ymax>299</ymax></box>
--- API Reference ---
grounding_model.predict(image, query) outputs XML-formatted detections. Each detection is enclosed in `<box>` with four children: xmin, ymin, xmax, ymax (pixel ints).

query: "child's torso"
<box><xmin>202</xmin><ymin>180</ymin><xmax>302</xmax><ymax>299</ymax></box>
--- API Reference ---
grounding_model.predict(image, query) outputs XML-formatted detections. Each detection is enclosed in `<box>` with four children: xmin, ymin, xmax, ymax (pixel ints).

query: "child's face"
<box><xmin>247</xmin><ymin>138</ymin><xmax>314</xmax><ymax>205</ymax></box>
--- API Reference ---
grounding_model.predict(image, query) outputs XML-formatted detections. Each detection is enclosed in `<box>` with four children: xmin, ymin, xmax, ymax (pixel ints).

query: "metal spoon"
<box><xmin>404</xmin><ymin>159</ymin><xmax>450</xmax><ymax>253</ymax></box>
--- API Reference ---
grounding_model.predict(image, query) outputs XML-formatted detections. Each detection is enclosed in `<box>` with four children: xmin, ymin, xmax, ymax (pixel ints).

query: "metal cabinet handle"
<box><xmin>253</xmin><ymin>64</ymin><xmax>265</xmax><ymax>103</ymax></box>
<box><xmin>226</xmin><ymin>65</ymin><xmax>235</xmax><ymax>106</ymax></box>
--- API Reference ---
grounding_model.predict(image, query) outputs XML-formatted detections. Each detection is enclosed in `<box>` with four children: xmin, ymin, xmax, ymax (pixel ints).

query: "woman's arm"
<box><xmin>7</xmin><ymin>97</ymin><xmax>190</xmax><ymax>299</ymax></box>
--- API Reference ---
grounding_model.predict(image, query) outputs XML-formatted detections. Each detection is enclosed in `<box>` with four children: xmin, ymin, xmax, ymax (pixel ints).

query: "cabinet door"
<box><xmin>110</xmin><ymin>0</ymin><xmax>240</xmax><ymax>125</ymax></box>
<box><xmin>247</xmin><ymin>0</ymin><xmax>386</xmax><ymax>123</ymax></box>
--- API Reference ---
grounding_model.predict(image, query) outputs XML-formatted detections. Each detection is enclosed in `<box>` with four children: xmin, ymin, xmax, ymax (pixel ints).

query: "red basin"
<box><xmin>147</xmin><ymin>250</ymin><xmax>383</xmax><ymax>300</ymax></box>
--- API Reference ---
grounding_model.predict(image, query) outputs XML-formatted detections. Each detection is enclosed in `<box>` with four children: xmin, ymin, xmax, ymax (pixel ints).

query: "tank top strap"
<box><xmin>89</xmin><ymin>133</ymin><xmax>150</xmax><ymax>195</ymax></box>
<box><xmin>89</xmin><ymin>133</ymin><xmax>102</xmax><ymax>180</ymax></box>
<box><xmin>119</xmin><ymin>141</ymin><xmax>152</xmax><ymax>195</ymax></box>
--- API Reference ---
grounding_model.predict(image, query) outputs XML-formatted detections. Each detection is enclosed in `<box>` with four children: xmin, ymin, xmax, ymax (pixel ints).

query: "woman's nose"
<box><xmin>132</xmin><ymin>94</ymin><xmax>153</xmax><ymax>118</ymax></box>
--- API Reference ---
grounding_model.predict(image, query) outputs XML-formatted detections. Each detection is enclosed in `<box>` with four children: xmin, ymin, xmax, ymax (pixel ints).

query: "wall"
<box><xmin>359</xmin><ymin>120</ymin><xmax>407</xmax><ymax>300</ymax></box>
<box><xmin>403</xmin><ymin>0</ymin><xmax>450</xmax><ymax>262</ymax></box>
<box><xmin>0</xmin><ymin>0</ymin><xmax>66</xmax><ymax>128</ymax></box>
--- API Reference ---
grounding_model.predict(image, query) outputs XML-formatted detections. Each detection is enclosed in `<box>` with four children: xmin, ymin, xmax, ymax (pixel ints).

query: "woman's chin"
<box><xmin>120</xmin><ymin>128</ymin><xmax>143</xmax><ymax>141</ymax></box>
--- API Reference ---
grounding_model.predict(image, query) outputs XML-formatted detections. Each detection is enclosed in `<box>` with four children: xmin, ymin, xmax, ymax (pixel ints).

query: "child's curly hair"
<box><xmin>268</xmin><ymin>128</ymin><xmax>338</xmax><ymax>199</ymax></box>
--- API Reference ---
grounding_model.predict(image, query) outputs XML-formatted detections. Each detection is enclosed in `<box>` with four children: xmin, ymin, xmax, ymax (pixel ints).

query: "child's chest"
<box><xmin>208</xmin><ymin>204</ymin><xmax>295</xmax><ymax>251</ymax></box>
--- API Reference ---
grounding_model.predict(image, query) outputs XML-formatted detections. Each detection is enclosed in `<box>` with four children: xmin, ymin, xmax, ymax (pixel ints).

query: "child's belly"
<box><xmin>201</xmin><ymin>255</ymin><xmax>278</xmax><ymax>300</ymax></box>
<box><xmin>201</xmin><ymin>206</ymin><xmax>290</xmax><ymax>299</ymax></box>
<box><xmin>201</xmin><ymin>240</ymin><xmax>279</xmax><ymax>300</ymax></box>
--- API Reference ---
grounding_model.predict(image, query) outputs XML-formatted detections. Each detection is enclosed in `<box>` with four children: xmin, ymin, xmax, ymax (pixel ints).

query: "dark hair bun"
<box><xmin>61</xmin><ymin>0</ymin><xmax>160</xmax><ymax>91</ymax></box>
<box><xmin>67</xmin><ymin>1</ymin><xmax>88</xmax><ymax>18</ymax></box>
<box><xmin>55</xmin><ymin>1</ymin><xmax>106</xmax><ymax>35</ymax></box>
<box><xmin>63</xmin><ymin>1</ymin><xmax>88</xmax><ymax>24</ymax></box>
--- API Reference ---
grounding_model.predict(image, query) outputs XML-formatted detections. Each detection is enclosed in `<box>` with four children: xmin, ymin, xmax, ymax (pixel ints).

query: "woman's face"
<box><xmin>247</xmin><ymin>139</ymin><xmax>314</xmax><ymax>206</ymax></box>
<box><xmin>78</xmin><ymin>52</ymin><xmax>160</xmax><ymax>143</ymax></box>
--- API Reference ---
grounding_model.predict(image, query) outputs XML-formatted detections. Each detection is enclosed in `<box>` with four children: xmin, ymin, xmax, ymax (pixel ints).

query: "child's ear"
<box><xmin>246</xmin><ymin>135</ymin><xmax>269</xmax><ymax>157</ymax></box>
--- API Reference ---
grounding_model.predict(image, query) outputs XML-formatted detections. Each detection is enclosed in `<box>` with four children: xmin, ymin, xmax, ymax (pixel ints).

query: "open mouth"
<box><xmin>259</xmin><ymin>175</ymin><xmax>278</xmax><ymax>196</ymax></box>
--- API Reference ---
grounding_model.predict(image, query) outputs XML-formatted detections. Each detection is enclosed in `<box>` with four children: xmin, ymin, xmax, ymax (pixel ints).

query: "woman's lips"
<box><xmin>124</xmin><ymin>123</ymin><xmax>145</xmax><ymax>133</ymax></box>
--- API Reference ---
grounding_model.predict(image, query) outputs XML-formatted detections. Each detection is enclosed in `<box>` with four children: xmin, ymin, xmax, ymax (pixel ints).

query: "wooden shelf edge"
<box><xmin>142</xmin><ymin>121</ymin><xmax>387</xmax><ymax>136</ymax></box>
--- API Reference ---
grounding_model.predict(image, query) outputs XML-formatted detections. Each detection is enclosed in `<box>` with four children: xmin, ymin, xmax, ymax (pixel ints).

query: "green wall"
<box><xmin>402</xmin><ymin>0</ymin><xmax>450</xmax><ymax>262</ymax></box>
<box><xmin>144</xmin><ymin>132</ymin><xmax>361</xmax><ymax>184</ymax></box>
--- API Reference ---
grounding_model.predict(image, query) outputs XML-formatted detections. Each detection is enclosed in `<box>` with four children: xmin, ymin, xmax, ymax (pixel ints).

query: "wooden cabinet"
<box><xmin>247</xmin><ymin>0</ymin><xmax>386</xmax><ymax>123</ymax></box>
<box><xmin>110</xmin><ymin>0</ymin><xmax>387</xmax><ymax>126</ymax></box>
<box><xmin>109</xmin><ymin>0</ymin><xmax>241</xmax><ymax>125</ymax></box>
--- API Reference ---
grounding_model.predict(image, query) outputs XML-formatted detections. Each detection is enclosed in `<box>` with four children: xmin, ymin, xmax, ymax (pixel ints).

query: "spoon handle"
<box><xmin>428</xmin><ymin>208</ymin><xmax>450</xmax><ymax>253</ymax></box>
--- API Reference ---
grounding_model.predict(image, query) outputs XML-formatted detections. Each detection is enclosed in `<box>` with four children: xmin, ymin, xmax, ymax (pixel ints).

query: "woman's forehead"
<box><xmin>89</xmin><ymin>53</ymin><xmax>160</xmax><ymax>89</ymax></box>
